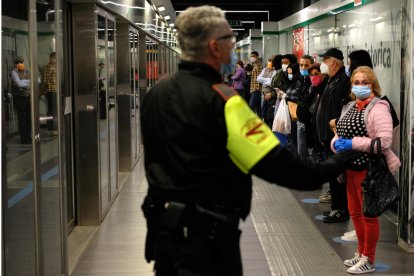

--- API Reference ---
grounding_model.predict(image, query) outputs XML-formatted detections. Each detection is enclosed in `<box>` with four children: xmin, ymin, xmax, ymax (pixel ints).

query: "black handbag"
<box><xmin>361</xmin><ymin>138</ymin><xmax>401</xmax><ymax>218</ymax></box>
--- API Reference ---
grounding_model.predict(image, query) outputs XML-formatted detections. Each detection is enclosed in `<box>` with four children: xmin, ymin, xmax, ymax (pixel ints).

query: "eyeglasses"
<box><xmin>216</xmin><ymin>34</ymin><xmax>236</xmax><ymax>44</ymax></box>
<box><xmin>353</xmin><ymin>81</ymin><xmax>371</xmax><ymax>86</ymax></box>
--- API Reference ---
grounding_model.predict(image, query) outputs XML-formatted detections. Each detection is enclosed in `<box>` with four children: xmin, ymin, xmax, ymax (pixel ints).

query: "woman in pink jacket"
<box><xmin>330</xmin><ymin>66</ymin><xmax>400</xmax><ymax>275</ymax></box>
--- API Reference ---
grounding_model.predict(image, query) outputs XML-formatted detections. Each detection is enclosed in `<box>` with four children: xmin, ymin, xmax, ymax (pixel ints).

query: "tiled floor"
<box><xmin>73</xmin><ymin>158</ymin><xmax>414</xmax><ymax>275</ymax></box>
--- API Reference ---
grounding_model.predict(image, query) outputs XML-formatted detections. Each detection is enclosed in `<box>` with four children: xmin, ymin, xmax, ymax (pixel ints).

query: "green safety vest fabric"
<box><xmin>224</xmin><ymin>95</ymin><xmax>280</xmax><ymax>173</ymax></box>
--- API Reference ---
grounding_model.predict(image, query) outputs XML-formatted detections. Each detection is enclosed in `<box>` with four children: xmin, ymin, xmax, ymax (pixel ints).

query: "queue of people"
<box><xmin>225</xmin><ymin>47</ymin><xmax>399</xmax><ymax>275</ymax></box>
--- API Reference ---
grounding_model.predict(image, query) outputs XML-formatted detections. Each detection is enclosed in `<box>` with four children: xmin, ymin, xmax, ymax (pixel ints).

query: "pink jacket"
<box><xmin>331</xmin><ymin>98</ymin><xmax>401</xmax><ymax>174</ymax></box>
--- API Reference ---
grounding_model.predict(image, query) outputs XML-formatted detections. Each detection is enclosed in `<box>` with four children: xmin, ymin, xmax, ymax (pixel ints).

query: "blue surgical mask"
<box><xmin>288</xmin><ymin>74</ymin><xmax>293</xmax><ymax>80</ymax></box>
<box><xmin>300</xmin><ymin>69</ymin><xmax>309</xmax><ymax>77</ymax></box>
<box><xmin>220</xmin><ymin>51</ymin><xmax>238</xmax><ymax>75</ymax></box>
<box><xmin>352</xmin><ymin>85</ymin><xmax>371</xmax><ymax>99</ymax></box>
<box><xmin>345</xmin><ymin>65</ymin><xmax>351</xmax><ymax>77</ymax></box>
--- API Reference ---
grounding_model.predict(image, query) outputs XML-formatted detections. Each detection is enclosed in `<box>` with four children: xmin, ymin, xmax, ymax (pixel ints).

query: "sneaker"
<box><xmin>342</xmin><ymin>230</ymin><xmax>357</xmax><ymax>241</ymax></box>
<box><xmin>322</xmin><ymin>210</ymin><xmax>331</xmax><ymax>216</ymax></box>
<box><xmin>322</xmin><ymin>210</ymin><xmax>349</xmax><ymax>223</ymax></box>
<box><xmin>344</xmin><ymin>252</ymin><xmax>361</xmax><ymax>267</ymax></box>
<box><xmin>344</xmin><ymin>230</ymin><xmax>356</xmax><ymax>236</ymax></box>
<box><xmin>319</xmin><ymin>191</ymin><xmax>332</xmax><ymax>203</ymax></box>
<box><xmin>347</xmin><ymin>255</ymin><xmax>375</xmax><ymax>274</ymax></box>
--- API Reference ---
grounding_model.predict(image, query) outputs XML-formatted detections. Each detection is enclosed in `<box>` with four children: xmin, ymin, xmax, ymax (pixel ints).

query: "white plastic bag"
<box><xmin>272</xmin><ymin>97</ymin><xmax>291</xmax><ymax>134</ymax></box>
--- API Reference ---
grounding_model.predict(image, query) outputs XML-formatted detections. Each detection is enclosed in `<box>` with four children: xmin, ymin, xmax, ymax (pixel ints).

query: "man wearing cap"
<box><xmin>10</xmin><ymin>56</ymin><xmax>32</xmax><ymax>144</ymax></box>
<box><xmin>316</xmin><ymin>48</ymin><xmax>351</xmax><ymax>223</ymax></box>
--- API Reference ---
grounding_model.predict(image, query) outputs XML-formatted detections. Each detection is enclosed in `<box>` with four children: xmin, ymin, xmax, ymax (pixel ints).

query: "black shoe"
<box><xmin>322</xmin><ymin>210</ymin><xmax>331</xmax><ymax>216</ymax></box>
<box><xmin>323</xmin><ymin>210</ymin><xmax>349</xmax><ymax>223</ymax></box>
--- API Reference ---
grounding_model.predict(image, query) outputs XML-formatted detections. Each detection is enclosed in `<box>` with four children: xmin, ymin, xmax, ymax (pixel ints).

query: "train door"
<box><xmin>2</xmin><ymin>0</ymin><xmax>67</xmax><ymax>274</ymax></box>
<box><xmin>97</xmin><ymin>9</ymin><xmax>118</xmax><ymax>217</ymax></box>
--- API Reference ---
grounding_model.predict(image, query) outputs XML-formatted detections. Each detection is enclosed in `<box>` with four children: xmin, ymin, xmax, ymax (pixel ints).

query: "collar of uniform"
<box><xmin>178</xmin><ymin>61</ymin><xmax>222</xmax><ymax>82</ymax></box>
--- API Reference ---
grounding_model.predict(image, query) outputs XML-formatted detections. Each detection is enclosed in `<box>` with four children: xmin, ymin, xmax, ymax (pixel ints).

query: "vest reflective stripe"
<box><xmin>225</xmin><ymin>95</ymin><xmax>280</xmax><ymax>173</ymax></box>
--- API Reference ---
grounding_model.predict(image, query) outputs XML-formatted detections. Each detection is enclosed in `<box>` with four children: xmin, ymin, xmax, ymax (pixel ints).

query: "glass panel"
<box><xmin>130</xmin><ymin>31</ymin><xmax>140</xmax><ymax>159</ymax></box>
<box><xmin>130</xmin><ymin>31</ymin><xmax>136</xmax><ymax>160</ymax></box>
<box><xmin>153</xmin><ymin>43</ymin><xmax>158</xmax><ymax>84</ymax></box>
<box><xmin>37</xmin><ymin>0</ymin><xmax>62</xmax><ymax>273</ymax></box>
<box><xmin>2</xmin><ymin>0</ymin><xmax>36</xmax><ymax>275</ymax></box>
<box><xmin>97</xmin><ymin>14</ymin><xmax>110</xmax><ymax>212</ymax></box>
<box><xmin>107</xmin><ymin>19</ymin><xmax>117</xmax><ymax>197</ymax></box>
<box><xmin>146</xmin><ymin>39</ymin><xmax>152</xmax><ymax>89</ymax></box>
<box><xmin>134</xmin><ymin>33</ymin><xmax>141</xmax><ymax>155</ymax></box>
<box><xmin>62</xmin><ymin>3</ymin><xmax>75</xmax><ymax>231</ymax></box>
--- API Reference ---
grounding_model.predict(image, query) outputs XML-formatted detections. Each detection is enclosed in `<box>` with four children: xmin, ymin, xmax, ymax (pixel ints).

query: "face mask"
<box><xmin>220</xmin><ymin>51</ymin><xmax>238</xmax><ymax>75</ymax></box>
<box><xmin>267</xmin><ymin>62</ymin><xmax>273</xmax><ymax>69</ymax></box>
<box><xmin>320</xmin><ymin>62</ymin><xmax>329</xmax><ymax>74</ymax></box>
<box><xmin>352</xmin><ymin>85</ymin><xmax>371</xmax><ymax>99</ymax></box>
<box><xmin>16</xmin><ymin>64</ymin><xmax>25</xmax><ymax>71</ymax></box>
<box><xmin>345</xmin><ymin>65</ymin><xmax>351</xmax><ymax>77</ymax></box>
<box><xmin>300</xmin><ymin>69</ymin><xmax>309</xmax><ymax>77</ymax></box>
<box><xmin>250</xmin><ymin>57</ymin><xmax>257</xmax><ymax>63</ymax></box>
<box><xmin>288</xmin><ymin>74</ymin><xmax>293</xmax><ymax>80</ymax></box>
<box><xmin>282</xmin><ymin>64</ymin><xmax>288</xmax><ymax>72</ymax></box>
<box><xmin>310</xmin><ymin>75</ymin><xmax>323</xmax><ymax>86</ymax></box>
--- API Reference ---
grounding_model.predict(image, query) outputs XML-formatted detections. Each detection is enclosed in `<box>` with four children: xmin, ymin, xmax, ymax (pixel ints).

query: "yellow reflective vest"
<box><xmin>212</xmin><ymin>84</ymin><xmax>280</xmax><ymax>173</ymax></box>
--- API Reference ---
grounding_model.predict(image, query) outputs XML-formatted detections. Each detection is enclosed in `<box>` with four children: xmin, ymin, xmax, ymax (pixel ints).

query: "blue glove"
<box><xmin>334</xmin><ymin>138</ymin><xmax>352</xmax><ymax>152</ymax></box>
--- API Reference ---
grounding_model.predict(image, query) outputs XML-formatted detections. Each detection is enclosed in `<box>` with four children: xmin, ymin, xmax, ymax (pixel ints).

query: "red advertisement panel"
<box><xmin>293</xmin><ymin>27</ymin><xmax>304</xmax><ymax>61</ymax></box>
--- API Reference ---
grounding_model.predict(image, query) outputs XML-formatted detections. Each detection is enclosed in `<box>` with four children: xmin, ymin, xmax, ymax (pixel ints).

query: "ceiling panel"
<box><xmin>170</xmin><ymin>0</ymin><xmax>284</xmax><ymax>39</ymax></box>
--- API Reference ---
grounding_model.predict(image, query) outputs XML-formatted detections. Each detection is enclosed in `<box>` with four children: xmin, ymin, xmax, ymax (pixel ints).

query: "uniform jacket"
<box><xmin>331</xmin><ymin>98</ymin><xmax>401</xmax><ymax>173</ymax></box>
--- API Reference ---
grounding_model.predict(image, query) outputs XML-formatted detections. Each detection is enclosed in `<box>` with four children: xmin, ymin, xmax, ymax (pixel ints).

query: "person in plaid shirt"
<box><xmin>249</xmin><ymin>51</ymin><xmax>263</xmax><ymax>117</ymax></box>
<box><xmin>42</xmin><ymin>52</ymin><xmax>57</xmax><ymax>134</ymax></box>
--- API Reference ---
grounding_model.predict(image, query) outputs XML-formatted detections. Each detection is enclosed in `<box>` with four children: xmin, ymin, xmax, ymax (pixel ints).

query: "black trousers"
<box><xmin>13</xmin><ymin>95</ymin><xmax>31</xmax><ymax>143</ymax></box>
<box><xmin>324</xmin><ymin>144</ymin><xmax>348</xmax><ymax>212</ymax></box>
<box><xmin>150</xmin><ymin>218</ymin><xmax>242</xmax><ymax>276</ymax></box>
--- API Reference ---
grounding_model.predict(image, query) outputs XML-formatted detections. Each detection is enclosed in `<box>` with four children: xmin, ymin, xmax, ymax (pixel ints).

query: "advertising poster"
<box><xmin>293</xmin><ymin>27</ymin><xmax>304</xmax><ymax>60</ymax></box>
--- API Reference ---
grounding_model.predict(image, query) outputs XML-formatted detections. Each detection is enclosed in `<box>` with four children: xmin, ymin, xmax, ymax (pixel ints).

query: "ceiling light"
<box><xmin>158</xmin><ymin>6</ymin><xmax>165</xmax><ymax>12</ymax></box>
<box><xmin>164</xmin><ymin>15</ymin><xmax>170</xmax><ymax>20</ymax></box>
<box><xmin>369</xmin><ymin>16</ymin><xmax>384</xmax><ymax>22</ymax></box>
<box><xmin>169</xmin><ymin>23</ymin><xmax>174</xmax><ymax>27</ymax></box>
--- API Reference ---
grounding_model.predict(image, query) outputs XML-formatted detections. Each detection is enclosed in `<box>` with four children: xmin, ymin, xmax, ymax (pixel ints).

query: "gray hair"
<box><xmin>175</xmin><ymin>5</ymin><xmax>226</xmax><ymax>60</ymax></box>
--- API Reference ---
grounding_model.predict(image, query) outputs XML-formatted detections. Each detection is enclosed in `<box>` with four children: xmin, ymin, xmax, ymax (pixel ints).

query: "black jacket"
<box><xmin>141</xmin><ymin>61</ymin><xmax>354</xmax><ymax>218</ymax></box>
<box><xmin>315</xmin><ymin>67</ymin><xmax>351</xmax><ymax>145</ymax></box>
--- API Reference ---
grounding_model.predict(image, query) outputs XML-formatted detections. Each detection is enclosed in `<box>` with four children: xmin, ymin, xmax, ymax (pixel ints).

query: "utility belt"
<box><xmin>142</xmin><ymin>195</ymin><xmax>241</xmax><ymax>262</ymax></box>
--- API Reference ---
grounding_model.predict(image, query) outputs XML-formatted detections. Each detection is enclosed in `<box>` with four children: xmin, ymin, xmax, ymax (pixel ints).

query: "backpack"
<box><xmin>381</xmin><ymin>95</ymin><xmax>399</xmax><ymax>128</ymax></box>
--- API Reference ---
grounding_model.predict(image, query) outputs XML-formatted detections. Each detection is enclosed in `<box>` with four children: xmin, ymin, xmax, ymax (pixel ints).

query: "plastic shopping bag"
<box><xmin>272</xmin><ymin>98</ymin><xmax>291</xmax><ymax>135</ymax></box>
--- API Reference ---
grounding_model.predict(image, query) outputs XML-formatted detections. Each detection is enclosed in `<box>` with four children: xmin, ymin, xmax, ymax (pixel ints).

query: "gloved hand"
<box><xmin>334</xmin><ymin>138</ymin><xmax>352</xmax><ymax>152</ymax></box>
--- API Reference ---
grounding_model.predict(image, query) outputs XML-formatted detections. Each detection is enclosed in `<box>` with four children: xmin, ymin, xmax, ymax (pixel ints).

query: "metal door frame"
<box><xmin>96</xmin><ymin>7</ymin><xmax>118</xmax><ymax>219</ymax></box>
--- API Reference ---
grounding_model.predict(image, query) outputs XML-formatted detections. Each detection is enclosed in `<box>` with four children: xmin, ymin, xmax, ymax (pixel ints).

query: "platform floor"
<box><xmin>72</xmin><ymin>158</ymin><xmax>414</xmax><ymax>275</ymax></box>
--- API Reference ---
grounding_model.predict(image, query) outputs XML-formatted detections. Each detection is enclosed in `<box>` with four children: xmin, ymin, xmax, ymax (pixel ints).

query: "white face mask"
<box><xmin>250</xmin><ymin>57</ymin><xmax>257</xmax><ymax>63</ymax></box>
<box><xmin>320</xmin><ymin>62</ymin><xmax>329</xmax><ymax>74</ymax></box>
<box><xmin>282</xmin><ymin>64</ymin><xmax>288</xmax><ymax>72</ymax></box>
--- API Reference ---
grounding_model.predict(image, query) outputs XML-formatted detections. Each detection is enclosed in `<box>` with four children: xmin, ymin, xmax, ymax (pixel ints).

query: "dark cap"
<box><xmin>14</xmin><ymin>56</ymin><xmax>24</xmax><ymax>64</ymax></box>
<box><xmin>318</xmin><ymin>48</ymin><xmax>344</xmax><ymax>60</ymax></box>
<box><xmin>308</xmin><ymin>62</ymin><xmax>321</xmax><ymax>73</ymax></box>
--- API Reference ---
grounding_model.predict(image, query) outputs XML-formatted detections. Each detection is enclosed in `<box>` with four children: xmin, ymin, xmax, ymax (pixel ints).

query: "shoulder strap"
<box><xmin>212</xmin><ymin>83</ymin><xmax>238</xmax><ymax>101</ymax></box>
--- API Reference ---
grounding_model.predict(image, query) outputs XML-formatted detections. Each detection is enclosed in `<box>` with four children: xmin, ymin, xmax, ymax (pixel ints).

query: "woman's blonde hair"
<box><xmin>350</xmin><ymin>66</ymin><xmax>381</xmax><ymax>99</ymax></box>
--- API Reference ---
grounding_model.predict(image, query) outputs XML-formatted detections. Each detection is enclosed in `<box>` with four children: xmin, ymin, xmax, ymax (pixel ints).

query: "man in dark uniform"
<box><xmin>141</xmin><ymin>6</ymin><xmax>356</xmax><ymax>276</ymax></box>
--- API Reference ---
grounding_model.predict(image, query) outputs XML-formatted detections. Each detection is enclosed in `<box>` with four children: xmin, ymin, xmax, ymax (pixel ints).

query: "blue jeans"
<box><xmin>249</xmin><ymin>90</ymin><xmax>262</xmax><ymax>118</ymax></box>
<box><xmin>297</xmin><ymin>121</ymin><xmax>309</xmax><ymax>160</ymax></box>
